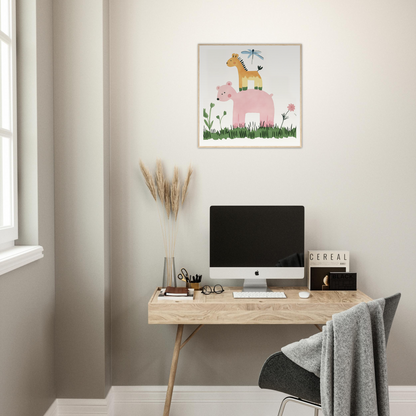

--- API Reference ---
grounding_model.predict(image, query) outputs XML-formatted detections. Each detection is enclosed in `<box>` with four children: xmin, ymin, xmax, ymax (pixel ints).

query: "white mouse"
<box><xmin>299</xmin><ymin>291</ymin><xmax>311</xmax><ymax>299</ymax></box>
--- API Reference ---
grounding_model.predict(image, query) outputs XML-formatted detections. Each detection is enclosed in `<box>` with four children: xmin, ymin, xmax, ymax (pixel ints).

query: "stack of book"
<box><xmin>157</xmin><ymin>286</ymin><xmax>195</xmax><ymax>301</ymax></box>
<box><xmin>308</xmin><ymin>250</ymin><xmax>350</xmax><ymax>290</ymax></box>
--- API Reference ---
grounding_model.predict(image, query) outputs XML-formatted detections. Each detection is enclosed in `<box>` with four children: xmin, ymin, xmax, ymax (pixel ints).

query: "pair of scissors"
<box><xmin>177</xmin><ymin>268</ymin><xmax>190</xmax><ymax>283</ymax></box>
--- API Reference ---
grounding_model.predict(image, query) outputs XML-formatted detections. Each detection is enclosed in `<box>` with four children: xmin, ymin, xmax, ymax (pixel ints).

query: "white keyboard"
<box><xmin>233</xmin><ymin>291</ymin><xmax>286</xmax><ymax>299</ymax></box>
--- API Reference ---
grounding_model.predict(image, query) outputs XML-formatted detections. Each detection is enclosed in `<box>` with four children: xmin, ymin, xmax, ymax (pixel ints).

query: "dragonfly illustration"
<box><xmin>241</xmin><ymin>49</ymin><xmax>264</xmax><ymax>65</ymax></box>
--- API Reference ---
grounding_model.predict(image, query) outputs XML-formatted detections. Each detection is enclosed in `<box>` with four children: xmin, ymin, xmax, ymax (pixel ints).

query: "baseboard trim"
<box><xmin>45</xmin><ymin>389</ymin><xmax>114</xmax><ymax>416</ymax></box>
<box><xmin>389</xmin><ymin>385</ymin><xmax>416</xmax><ymax>402</ymax></box>
<box><xmin>112</xmin><ymin>385</ymin><xmax>281</xmax><ymax>403</ymax></box>
<box><xmin>45</xmin><ymin>385</ymin><xmax>416</xmax><ymax>416</ymax></box>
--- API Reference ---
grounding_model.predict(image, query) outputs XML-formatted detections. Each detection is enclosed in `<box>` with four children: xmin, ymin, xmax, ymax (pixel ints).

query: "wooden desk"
<box><xmin>148</xmin><ymin>286</ymin><xmax>372</xmax><ymax>416</ymax></box>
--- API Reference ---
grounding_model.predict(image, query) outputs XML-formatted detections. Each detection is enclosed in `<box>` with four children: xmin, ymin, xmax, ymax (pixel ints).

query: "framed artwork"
<box><xmin>198</xmin><ymin>44</ymin><xmax>302</xmax><ymax>148</ymax></box>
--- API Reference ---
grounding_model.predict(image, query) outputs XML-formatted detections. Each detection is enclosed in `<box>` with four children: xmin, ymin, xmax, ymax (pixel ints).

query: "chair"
<box><xmin>258</xmin><ymin>293</ymin><xmax>401</xmax><ymax>416</ymax></box>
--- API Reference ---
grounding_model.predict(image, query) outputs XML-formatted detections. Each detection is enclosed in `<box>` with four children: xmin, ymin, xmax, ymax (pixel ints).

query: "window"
<box><xmin>0</xmin><ymin>0</ymin><xmax>42</xmax><ymax>274</ymax></box>
<box><xmin>0</xmin><ymin>0</ymin><xmax>17</xmax><ymax>247</ymax></box>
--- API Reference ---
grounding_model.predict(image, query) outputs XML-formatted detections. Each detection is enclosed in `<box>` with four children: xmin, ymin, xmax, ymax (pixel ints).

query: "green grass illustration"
<box><xmin>202</xmin><ymin>123</ymin><xmax>297</xmax><ymax>141</ymax></box>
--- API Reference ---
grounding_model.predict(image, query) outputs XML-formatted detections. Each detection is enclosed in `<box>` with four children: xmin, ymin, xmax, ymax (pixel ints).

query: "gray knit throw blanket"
<box><xmin>282</xmin><ymin>299</ymin><xmax>390</xmax><ymax>416</ymax></box>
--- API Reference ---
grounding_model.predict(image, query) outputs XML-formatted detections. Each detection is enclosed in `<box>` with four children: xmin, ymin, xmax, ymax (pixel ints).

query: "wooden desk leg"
<box><xmin>163</xmin><ymin>324</ymin><xmax>184</xmax><ymax>416</ymax></box>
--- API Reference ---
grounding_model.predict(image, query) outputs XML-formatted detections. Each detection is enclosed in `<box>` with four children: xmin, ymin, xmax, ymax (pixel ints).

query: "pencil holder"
<box><xmin>187</xmin><ymin>282</ymin><xmax>201</xmax><ymax>290</ymax></box>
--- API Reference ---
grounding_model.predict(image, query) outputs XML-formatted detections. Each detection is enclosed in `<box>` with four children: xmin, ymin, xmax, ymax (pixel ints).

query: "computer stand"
<box><xmin>242</xmin><ymin>278</ymin><xmax>270</xmax><ymax>292</ymax></box>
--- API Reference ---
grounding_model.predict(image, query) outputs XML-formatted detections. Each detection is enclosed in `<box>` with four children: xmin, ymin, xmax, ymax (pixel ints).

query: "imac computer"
<box><xmin>209</xmin><ymin>205</ymin><xmax>305</xmax><ymax>292</ymax></box>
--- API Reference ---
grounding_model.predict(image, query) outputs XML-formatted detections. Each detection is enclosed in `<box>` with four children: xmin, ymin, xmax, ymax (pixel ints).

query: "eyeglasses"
<box><xmin>201</xmin><ymin>284</ymin><xmax>224</xmax><ymax>295</ymax></box>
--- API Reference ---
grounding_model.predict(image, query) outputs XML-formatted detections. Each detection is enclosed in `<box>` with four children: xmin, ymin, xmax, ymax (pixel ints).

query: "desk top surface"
<box><xmin>148</xmin><ymin>286</ymin><xmax>372</xmax><ymax>325</ymax></box>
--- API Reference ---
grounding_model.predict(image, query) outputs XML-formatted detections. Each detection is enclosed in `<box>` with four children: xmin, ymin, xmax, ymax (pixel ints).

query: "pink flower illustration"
<box><xmin>280</xmin><ymin>104</ymin><xmax>297</xmax><ymax>129</ymax></box>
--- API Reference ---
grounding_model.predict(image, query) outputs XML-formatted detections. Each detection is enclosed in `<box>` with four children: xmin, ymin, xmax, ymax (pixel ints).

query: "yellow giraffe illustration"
<box><xmin>226</xmin><ymin>53</ymin><xmax>263</xmax><ymax>91</ymax></box>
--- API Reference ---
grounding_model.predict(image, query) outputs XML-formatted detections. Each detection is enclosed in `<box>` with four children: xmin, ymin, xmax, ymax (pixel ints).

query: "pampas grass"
<box><xmin>139</xmin><ymin>159</ymin><xmax>193</xmax><ymax>286</ymax></box>
<box><xmin>163</xmin><ymin>180</ymin><xmax>170</xmax><ymax>219</ymax></box>
<box><xmin>182</xmin><ymin>164</ymin><xmax>193</xmax><ymax>205</ymax></box>
<box><xmin>139</xmin><ymin>161</ymin><xmax>157</xmax><ymax>201</ymax></box>
<box><xmin>156</xmin><ymin>159</ymin><xmax>165</xmax><ymax>203</ymax></box>
<box><xmin>171</xmin><ymin>167</ymin><xmax>180</xmax><ymax>221</ymax></box>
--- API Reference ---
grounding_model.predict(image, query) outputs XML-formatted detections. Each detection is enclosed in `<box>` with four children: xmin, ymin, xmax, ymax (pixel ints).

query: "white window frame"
<box><xmin>0</xmin><ymin>0</ymin><xmax>17</xmax><ymax>246</ymax></box>
<box><xmin>0</xmin><ymin>0</ymin><xmax>43</xmax><ymax>274</ymax></box>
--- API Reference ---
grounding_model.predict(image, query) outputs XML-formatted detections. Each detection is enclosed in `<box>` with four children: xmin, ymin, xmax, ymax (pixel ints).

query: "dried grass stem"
<box><xmin>139</xmin><ymin>160</ymin><xmax>193</xmax><ymax>284</ymax></box>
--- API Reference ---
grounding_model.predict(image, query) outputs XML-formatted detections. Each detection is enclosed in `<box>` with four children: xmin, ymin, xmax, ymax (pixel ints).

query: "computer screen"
<box><xmin>209</xmin><ymin>205</ymin><xmax>305</xmax><ymax>290</ymax></box>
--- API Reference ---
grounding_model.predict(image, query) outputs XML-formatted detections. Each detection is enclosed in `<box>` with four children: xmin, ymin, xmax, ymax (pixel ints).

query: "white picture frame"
<box><xmin>198</xmin><ymin>44</ymin><xmax>302</xmax><ymax>148</ymax></box>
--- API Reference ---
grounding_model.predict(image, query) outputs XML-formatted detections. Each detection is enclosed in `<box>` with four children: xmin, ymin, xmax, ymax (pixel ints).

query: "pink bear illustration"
<box><xmin>216</xmin><ymin>81</ymin><xmax>275</xmax><ymax>128</ymax></box>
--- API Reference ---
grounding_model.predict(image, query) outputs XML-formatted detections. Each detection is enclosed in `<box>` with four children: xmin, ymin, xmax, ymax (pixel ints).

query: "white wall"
<box><xmin>54</xmin><ymin>0</ymin><xmax>111</xmax><ymax>399</ymax></box>
<box><xmin>0</xmin><ymin>1</ymin><xmax>56</xmax><ymax>415</ymax></box>
<box><xmin>110</xmin><ymin>0</ymin><xmax>416</xmax><ymax>385</ymax></box>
